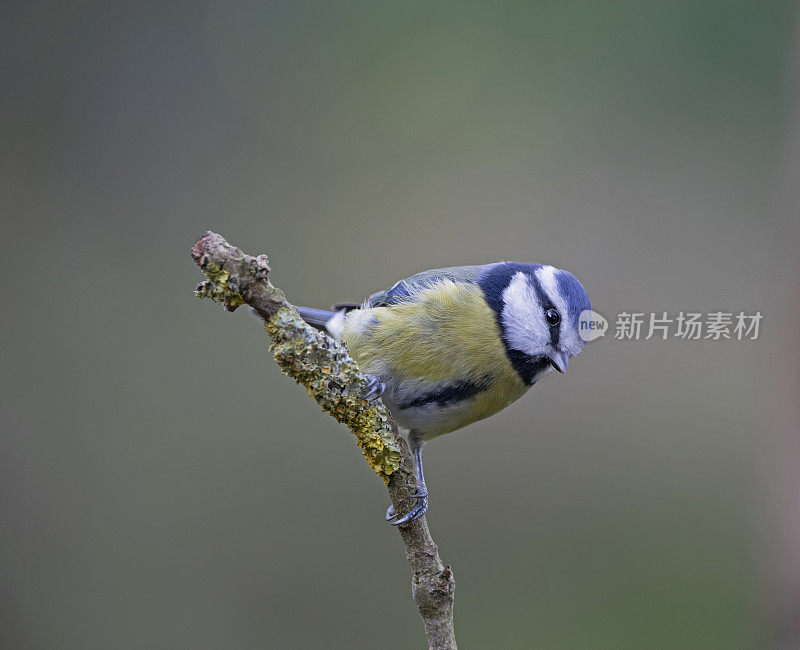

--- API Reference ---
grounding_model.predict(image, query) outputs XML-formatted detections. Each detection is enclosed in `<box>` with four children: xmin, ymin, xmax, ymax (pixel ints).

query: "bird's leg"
<box><xmin>363</xmin><ymin>374</ymin><xmax>386</xmax><ymax>401</ymax></box>
<box><xmin>386</xmin><ymin>433</ymin><xmax>429</xmax><ymax>526</ymax></box>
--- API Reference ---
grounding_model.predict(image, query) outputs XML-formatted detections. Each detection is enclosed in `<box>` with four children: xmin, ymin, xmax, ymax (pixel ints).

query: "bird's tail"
<box><xmin>296</xmin><ymin>305</ymin><xmax>356</xmax><ymax>339</ymax></box>
<box><xmin>295</xmin><ymin>306</ymin><xmax>336</xmax><ymax>327</ymax></box>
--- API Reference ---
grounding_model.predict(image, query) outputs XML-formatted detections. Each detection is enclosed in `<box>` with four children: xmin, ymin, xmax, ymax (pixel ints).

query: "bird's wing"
<box><xmin>366</xmin><ymin>264</ymin><xmax>496</xmax><ymax>307</ymax></box>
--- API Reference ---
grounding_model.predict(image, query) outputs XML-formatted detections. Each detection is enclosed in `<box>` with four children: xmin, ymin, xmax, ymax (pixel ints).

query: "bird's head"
<box><xmin>480</xmin><ymin>262</ymin><xmax>591</xmax><ymax>384</ymax></box>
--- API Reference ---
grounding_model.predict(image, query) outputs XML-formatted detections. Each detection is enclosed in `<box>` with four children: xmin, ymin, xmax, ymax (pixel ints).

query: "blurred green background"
<box><xmin>3</xmin><ymin>1</ymin><xmax>799</xmax><ymax>648</ymax></box>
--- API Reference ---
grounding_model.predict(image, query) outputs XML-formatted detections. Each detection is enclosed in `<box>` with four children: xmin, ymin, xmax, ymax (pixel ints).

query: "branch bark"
<box><xmin>190</xmin><ymin>231</ymin><xmax>456</xmax><ymax>650</ymax></box>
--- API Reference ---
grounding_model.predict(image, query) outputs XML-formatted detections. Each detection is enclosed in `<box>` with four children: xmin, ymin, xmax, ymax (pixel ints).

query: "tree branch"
<box><xmin>190</xmin><ymin>231</ymin><xmax>456</xmax><ymax>650</ymax></box>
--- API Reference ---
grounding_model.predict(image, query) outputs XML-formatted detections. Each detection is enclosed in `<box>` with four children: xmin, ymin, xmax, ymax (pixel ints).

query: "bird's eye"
<box><xmin>545</xmin><ymin>309</ymin><xmax>561</xmax><ymax>326</ymax></box>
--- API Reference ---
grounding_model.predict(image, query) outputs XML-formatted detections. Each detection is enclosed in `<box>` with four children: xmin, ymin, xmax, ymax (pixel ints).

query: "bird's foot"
<box><xmin>363</xmin><ymin>374</ymin><xmax>386</xmax><ymax>401</ymax></box>
<box><xmin>385</xmin><ymin>491</ymin><xmax>428</xmax><ymax>526</ymax></box>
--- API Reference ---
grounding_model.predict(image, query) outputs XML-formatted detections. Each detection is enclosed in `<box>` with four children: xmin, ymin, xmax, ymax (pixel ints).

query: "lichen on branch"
<box><xmin>267</xmin><ymin>308</ymin><xmax>401</xmax><ymax>482</ymax></box>
<box><xmin>193</xmin><ymin>256</ymin><xmax>401</xmax><ymax>482</ymax></box>
<box><xmin>194</xmin><ymin>262</ymin><xmax>246</xmax><ymax>311</ymax></box>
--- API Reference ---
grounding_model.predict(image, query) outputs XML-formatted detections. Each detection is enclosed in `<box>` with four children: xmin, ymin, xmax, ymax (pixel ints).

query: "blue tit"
<box><xmin>296</xmin><ymin>262</ymin><xmax>591</xmax><ymax>525</ymax></box>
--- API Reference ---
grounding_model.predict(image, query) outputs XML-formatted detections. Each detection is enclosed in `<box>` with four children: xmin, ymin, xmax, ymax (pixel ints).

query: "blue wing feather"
<box><xmin>368</xmin><ymin>264</ymin><xmax>497</xmax><ymax>307</ymax></box>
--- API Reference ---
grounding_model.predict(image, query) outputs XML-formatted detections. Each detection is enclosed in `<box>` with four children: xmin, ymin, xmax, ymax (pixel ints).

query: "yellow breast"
<box><xmin>341</xmin><ymin>280</ymin><xmax>528</xmax><ymax>435</ymax></box>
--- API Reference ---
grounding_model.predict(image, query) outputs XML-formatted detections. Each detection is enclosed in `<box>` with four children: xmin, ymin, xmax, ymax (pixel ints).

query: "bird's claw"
<box><xmin>385</xmin><ymin>491</ymin><xmax>428</xmax><ymax>526</ymax></box>
<box><xmin>363</xmin><ymin>374</ymin><xmax>386</xmax><ymax>401</ymax></box>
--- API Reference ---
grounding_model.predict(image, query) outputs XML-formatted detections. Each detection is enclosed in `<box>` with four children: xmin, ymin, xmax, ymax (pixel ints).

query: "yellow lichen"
<box><xmin>266</xmin><ymin>308</ymin><xmax>401</xmax><ymax>483</ymax></box>
<box><xmin>194</xmin><ymin>262</ymin><xmax>245</xmax><ymax>309</ymax></box>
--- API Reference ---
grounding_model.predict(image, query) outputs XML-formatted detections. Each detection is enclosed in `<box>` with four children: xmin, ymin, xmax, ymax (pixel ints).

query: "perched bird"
<box><xmin>296</xmin><ymin>262</ymin><xmax>591</xmax><ymax>525</ymax></box>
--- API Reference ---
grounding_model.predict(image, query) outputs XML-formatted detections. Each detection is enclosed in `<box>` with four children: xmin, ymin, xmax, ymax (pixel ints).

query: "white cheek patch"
<box><xmin>501</xmin><ymin>272</ymin><xmax>549</xmax><ymax>354</ymax></box>
<box><xmin>535</xmin><ymin>265</ymin><xmax>584</xmax><ymax>356</ymax></box>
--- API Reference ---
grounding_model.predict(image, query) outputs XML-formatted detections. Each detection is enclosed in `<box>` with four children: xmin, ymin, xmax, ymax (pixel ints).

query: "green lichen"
<box><xmin>194</xmin><ymin>262</ymin><xmax>245</xmax><ymax>310</ymax></box>
<box><xmin>266</xmin><ymin>308</ymin><xmax>402</xmax><ymax>483</ymax></box>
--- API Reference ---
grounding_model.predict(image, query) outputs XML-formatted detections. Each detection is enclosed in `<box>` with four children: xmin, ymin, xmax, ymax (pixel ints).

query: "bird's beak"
<box><xmin>547</xmin><ymin>348</ymin><xmax>569</xmax><ymax>374</ymax></box>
